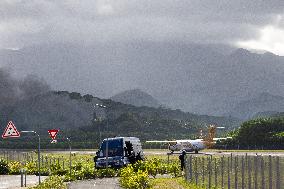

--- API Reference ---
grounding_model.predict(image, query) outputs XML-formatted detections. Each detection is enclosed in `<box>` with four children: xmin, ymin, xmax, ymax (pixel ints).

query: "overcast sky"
<box><xmin>1</xmin><ymin>0</ymin><xmax>284</xmax><ymax>55</ymax></box>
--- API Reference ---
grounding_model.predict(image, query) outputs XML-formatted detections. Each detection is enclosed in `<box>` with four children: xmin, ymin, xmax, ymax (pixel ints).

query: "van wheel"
<box><xmin>195</xmin><ymin>150</ymin><xmax>198</xmax><ymax>154</ymax></box>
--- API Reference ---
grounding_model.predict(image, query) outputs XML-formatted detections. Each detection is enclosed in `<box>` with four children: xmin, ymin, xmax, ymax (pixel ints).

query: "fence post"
<box><xmin>235</xmin><ymin>156</ymin><xmax>238</xmax><ymax>189</ymax></box>
<box><xmin>63</xmin><ymin>160</ymin><xmax>65</xmax><ymax>169</ymax></box>
<box><xmin>189</xmin><ymin>155</ymin><xmax>192</xmax><ymax>182</ymax></box>
<box><xmin>269</xmin><ymin>155</ymin><xmax>272</xmax><ymax>189</ymax></box>
<box><xmin>261</xmin><ymin>156</ymin><xmax>265</xmax><ymax>189</ymax></box>
<box><xmin>24</xmin><ymin>169</ymin><xmax>27</xmax><ymax>187</ymax></box>
<box><xmin>228</xmin><ymin>156</ymin><xmax>230</xmax><ymax>189</ymax></box>
<box><xmin>167</xmin><ymin>154</ymin><xmax>169</xmax><ymax>164</ymax></box>
<box><xmin>20</xmin><ymin>169</ymin><xmax>23</xmax><ymax>187</ymax></box>
<box><xmin>221</xmin><ymin>156</ymin><xmax>224</xmax><ymax>189</ymax></box>
<box><xmin>231</xmin><ymin>153</ymin><xmax>233</xmax><ymax>171</ymax></box>
<box><xmin>241</xmin><ymin>156</ymin><xmax>245</xmax><ymax>189</ymax></box>
<box><xmin>41</xmin><ymin>155</ymin><xmax>44</xmax><ymax>167</ymax></box>
<box><xmin>6</xmin><ymin>151</ymin><xmax>9</xmax><ymax>162</ymax></box>
<box><xmin>248</xmin><ymin>155</ymin><xmax>251</xmax><ymax>189</ymax></box>
<box><xmin>202</xmin><ymin>157</ymin><xmax>205</xmax><ymax>187</ymax></box>
<box><xmin>195</xmin><ymin>157</ymin><xmax>198</xmax><ymax>185</ymax></box>
<box><xmin>208</xmin><ymin>156</ymin><xmax>211</xmax><ymax>189</ymax></box>
<box><xmin>214</xmin><ymin>157</ymin><xmax>217</xmax><ymax>188</ymax></box>
<box><xmin>276</xmin><ymin>156</ymin><xmax>280</xmax><ymax>189</ymax></box>
<box><xmin>254</xmin><ymin>155</ymin><xmax>258</xmax><ymax>189</ymax></box>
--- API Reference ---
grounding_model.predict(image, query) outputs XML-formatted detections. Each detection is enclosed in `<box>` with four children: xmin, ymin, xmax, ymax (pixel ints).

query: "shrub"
<box><xmin>120</xmin><ymin>165</ymin><xmax>150</xmax><ymax>189</ymax></box>
<box><xmin>50</xmin><ymin>164</ymin><xmax>67</xmax><ymax>176</ymax></box>
<box><xmin>29</xmin><ymin>175</ymin><xmax>66</xmax><ymax>189</ymax></box>
<box><xmin>25</xmin><ymin>161</ymin><xmax>38</xmax><ymax>175</ymax></box>
<box><xmin>8</xmin><ymin>161</ymin><xmax>21</xmax><ymax>175</ymax></box>
<box><xmin>0</xmin><ymin>159</ymin><xmax>9</xmax><ymax>174</ymax></box>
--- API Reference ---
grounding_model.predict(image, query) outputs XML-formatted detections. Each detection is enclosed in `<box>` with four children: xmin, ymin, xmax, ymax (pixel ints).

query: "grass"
<box><xmin>150</xmin><ymin>177</ymin><xmax>205</xmax><ymax>189</ymax></box>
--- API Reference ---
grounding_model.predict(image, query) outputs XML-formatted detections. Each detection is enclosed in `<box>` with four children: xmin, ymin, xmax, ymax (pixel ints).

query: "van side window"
<box><xmin>124</xmin><ymin>141</ymin><xmax>133</xmax><ymax>156</ymax></box>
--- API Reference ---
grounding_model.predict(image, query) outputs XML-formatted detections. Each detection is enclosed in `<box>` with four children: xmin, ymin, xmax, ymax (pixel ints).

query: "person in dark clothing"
<box><xmin>179</xmin><ymin>150</ymin><xmax>186</xmax><ymax>171</ymax></box>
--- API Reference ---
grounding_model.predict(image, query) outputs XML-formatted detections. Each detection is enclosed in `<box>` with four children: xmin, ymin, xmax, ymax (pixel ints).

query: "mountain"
<box><xmin>252</xmin><ymin>111</ymin><xmax>283</xmax><ymax>119</ymax></box>
<box><xmin>111</xmin><ymin>89</ymin><xmax>161</xmax><ymax>108</ymax></box>
<box><xmin>0</xmin><ymin>90</ymin><xmax>240</xmax><ymax>148</ymax></box>
<box><xmin>1</xmin><ymin>42</ymin><xmax>283</xmax><ymax>117</ymax></box>
<box><xmin>228</xmin><ymin>93</ymin><xmax>284</xmax><ymax>120</ymax></box>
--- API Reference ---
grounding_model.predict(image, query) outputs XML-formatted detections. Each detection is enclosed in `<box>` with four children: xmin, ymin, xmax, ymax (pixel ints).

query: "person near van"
<box><xmin>179</xmin><ymin>150</ymin><xmax>186</xmax><ymax>171</ymax></box>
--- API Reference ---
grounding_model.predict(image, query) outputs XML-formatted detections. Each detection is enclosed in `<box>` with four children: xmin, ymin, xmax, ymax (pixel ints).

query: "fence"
<box><xmin>184</xmin><ymin>154</ymin><xmax>284</xmax><ymax>189</ymax></box>
<box><xmin>0</xmin><ymin>150</ymin><xmax>92</xmax><ymax>176</ymax></box>
<box><xmin>0</xmin><ymin>150</ymin><xmax>68</xmax><ymax>169</ymax></box>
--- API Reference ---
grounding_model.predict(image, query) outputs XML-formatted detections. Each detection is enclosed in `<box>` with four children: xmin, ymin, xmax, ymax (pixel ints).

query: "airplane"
<box><xmin>146</xmin><ymin>125</ymin><xmax>232</xmax><ymax>153</ymax></box>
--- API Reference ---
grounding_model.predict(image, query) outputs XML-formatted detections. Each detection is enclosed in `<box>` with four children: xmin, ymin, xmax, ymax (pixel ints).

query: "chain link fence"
<box><xmin>185</xmin><ymin>154</ymin><xmax>283</xmax><ymax>189</ymax></box>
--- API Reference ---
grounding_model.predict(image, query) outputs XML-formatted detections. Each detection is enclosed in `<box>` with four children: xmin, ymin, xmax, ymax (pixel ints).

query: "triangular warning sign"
<box><xmin>2</xmin><ymin>121</ymin><xmax>20</xmax><ymax>138</ymax></box>
<box><xmin>48</xmin><ymin>129</ymin><xmax>59</xmax><ymax>140</ymax></box>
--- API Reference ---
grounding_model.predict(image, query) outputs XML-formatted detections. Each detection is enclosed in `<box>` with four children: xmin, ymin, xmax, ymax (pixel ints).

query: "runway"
<box><xmin>144</xmin><ymin>150</ymin><xmax>284</xmax><ymax>157</ymax></box>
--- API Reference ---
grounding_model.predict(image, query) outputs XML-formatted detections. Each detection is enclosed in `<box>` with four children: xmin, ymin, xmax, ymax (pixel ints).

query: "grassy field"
<box><xmin>151</xmin><ymin>177</ymin><xmax>205</xmax><ymax>189</ymax></box>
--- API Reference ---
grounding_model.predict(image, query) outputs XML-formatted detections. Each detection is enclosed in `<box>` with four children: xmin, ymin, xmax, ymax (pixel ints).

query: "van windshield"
<box><xmin>99</xmin><ymin>138</ymin><xmax>123</xmax><ymax>157</ymax></box>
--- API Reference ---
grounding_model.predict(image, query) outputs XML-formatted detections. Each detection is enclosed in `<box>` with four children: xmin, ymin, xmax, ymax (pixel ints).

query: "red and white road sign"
<box><xmin>48</xmin><ymin>129</ymin><xmax>59</xmax><ymax>140</ymax></box>
<box><xmin>2</xmin><ymin>121</ymin><xmax>20</xmax><ymax>138</ymax></box>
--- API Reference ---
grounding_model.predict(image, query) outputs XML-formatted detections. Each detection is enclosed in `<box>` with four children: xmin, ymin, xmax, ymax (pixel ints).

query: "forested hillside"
<box><xmin>0</xmin><ymin>91</ymin><xmax>240</xmax><ymax>149</ymax></box>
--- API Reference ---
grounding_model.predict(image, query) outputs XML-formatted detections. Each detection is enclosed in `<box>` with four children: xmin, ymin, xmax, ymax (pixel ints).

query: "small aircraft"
<box><xmin>146</xmin><ymin>125</ymin><xmax>232</xmax><ymax>153</ymax></box>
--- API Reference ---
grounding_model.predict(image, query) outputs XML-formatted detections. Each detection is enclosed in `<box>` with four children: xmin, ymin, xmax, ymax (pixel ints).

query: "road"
<box><xmin>144</xmin><ymin>150</ymin><xmax>284</xmax><ymax>157</ymax></box>
<box><xmin>68</xmin><ymin>178</ymin><xmax>121</xmax><ymax>189</ymax></box>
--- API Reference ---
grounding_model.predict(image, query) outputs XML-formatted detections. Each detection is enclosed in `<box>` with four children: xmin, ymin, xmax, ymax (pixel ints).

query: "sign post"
<box><xmin>66</xmin><ymin>137</ymin><xmax>72</xmax><ymax>176</ymax></box>
<box><xmin>21</xmin><ymin>131</ymin><xmax>41</xmax><ymax>184</ymax></box>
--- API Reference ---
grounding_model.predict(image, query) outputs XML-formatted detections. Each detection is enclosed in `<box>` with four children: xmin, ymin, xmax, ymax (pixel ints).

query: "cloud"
<box><xmin>0</xmin><ymin>68</ymin><xmax>50</xmax><ymax>106</ymax></box>
<box><xmin>0</xmin><ymin>1</ymin><xmax>283</xmax><ymax>51</ymax></box>
<box><xmin>237</xmin><ymin>15</ymin><xmax>284</xmax><ymax>55</ymax></box>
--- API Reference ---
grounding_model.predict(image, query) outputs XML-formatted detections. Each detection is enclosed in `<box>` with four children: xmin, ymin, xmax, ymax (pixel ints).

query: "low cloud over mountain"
<box><xmin>0</xmin><ymin>42</ymin><xmax>283</xmax><ymax>117</ymax></box>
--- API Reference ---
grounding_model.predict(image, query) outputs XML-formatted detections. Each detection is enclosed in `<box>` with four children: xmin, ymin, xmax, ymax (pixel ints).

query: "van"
<box><xmin>94</xmin><ymin>137</ymin><xmax>144</xmax><ymax>168</ymax></box>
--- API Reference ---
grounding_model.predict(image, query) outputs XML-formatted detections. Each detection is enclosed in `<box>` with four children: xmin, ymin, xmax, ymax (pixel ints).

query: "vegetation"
<box><xmin>119</xmin><ymin>158</ymin><xmax>181</xmax><ymax>189</ymax></box>
<box><xmin>151</xmin><ymin>178</ymin><xmax>205</xmax><ymax>189</ymax></box>
<box><xmin>0</xmin><ymin>159</ymin><xmax>9</xmax><ymax>174</ymax></box>
<box><xmin>219</xmin><ymin>117</ymin><xmax>284</xmax><ymax>149</ymax></box>
<box><xmin>29</xmin><ymin>175</ymin><xmax>66</xmax><ymax>189</ymax></box>
<box><xmin>0</xmin><ymin>151</ymin><xmax>185</xmax><ymax>189</ymax></box>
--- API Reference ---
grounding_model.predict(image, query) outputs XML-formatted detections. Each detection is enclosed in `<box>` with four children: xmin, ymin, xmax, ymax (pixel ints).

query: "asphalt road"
<box><xmin>40</xmin><ymin>149</ymin><xmax>284</xmax><ymax>157</ymax></box>
<box><xmin>68</xmin><ymin>178</ymin><xmax>121</xmax><ymax>189</ymax></box>
<box><xmin>144</xmin><ymin>150</ymin><xmax>284</xmax><ymax>157</ymax></box>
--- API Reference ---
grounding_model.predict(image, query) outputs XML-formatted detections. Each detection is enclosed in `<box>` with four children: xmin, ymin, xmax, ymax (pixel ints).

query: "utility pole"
<box><xmin>95</xmin><ymin>103</ymin><xmax>109</xmax><ymax>168</ymax></box>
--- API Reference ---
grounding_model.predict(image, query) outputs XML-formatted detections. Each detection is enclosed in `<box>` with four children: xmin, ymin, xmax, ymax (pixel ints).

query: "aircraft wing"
<box><xmin>213</xmin><ymin>137</ymin><xmax>232</xmax><ymax>141</ymax></box>
<box><xmin>146</xmin><ymin>140</ymin><xmax>177</xmax><ymax>143</ymax></box>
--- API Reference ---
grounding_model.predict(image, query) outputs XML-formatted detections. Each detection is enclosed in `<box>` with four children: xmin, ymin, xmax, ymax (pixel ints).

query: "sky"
<box><xmin>1</xmin><ymin>0</ymin><xmax>284</xmax><ymax>55</ymax></box>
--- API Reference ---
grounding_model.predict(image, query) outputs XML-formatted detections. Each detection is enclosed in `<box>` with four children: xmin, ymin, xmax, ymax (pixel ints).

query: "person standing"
<box><xmin>179</xmin><ymin>150</ymin><xmax>186</xmax><ymax>171</ymax></box>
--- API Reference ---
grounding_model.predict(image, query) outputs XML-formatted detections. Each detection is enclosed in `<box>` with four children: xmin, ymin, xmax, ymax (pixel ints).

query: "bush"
<box><xmin>29</xmin><ymin>175</ymin><xmax>66</xmax><ymax>189</ymax></box>
<box><xmin>0</xmin><ymin>159</ymin><xmax>9</xmax><ymax>174</ymax></box>
<box><xmin>8</xmin><ymin>161</ymin><xmax>21</xmax><ymax>175</ymax></box>
<box><xmin>25</xmin><ymin>161</ymin><xmax>38</xmax><ymax>175</ymax></box>
<box><xmin>120</xmin><ymin>165</ymin><xmax>150</xmax><ymax>189</ymax></box>
<box><xmin>50</xmin><ymin>164</ymin><xmax>68</xmax><ymax>176</ymax></box>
